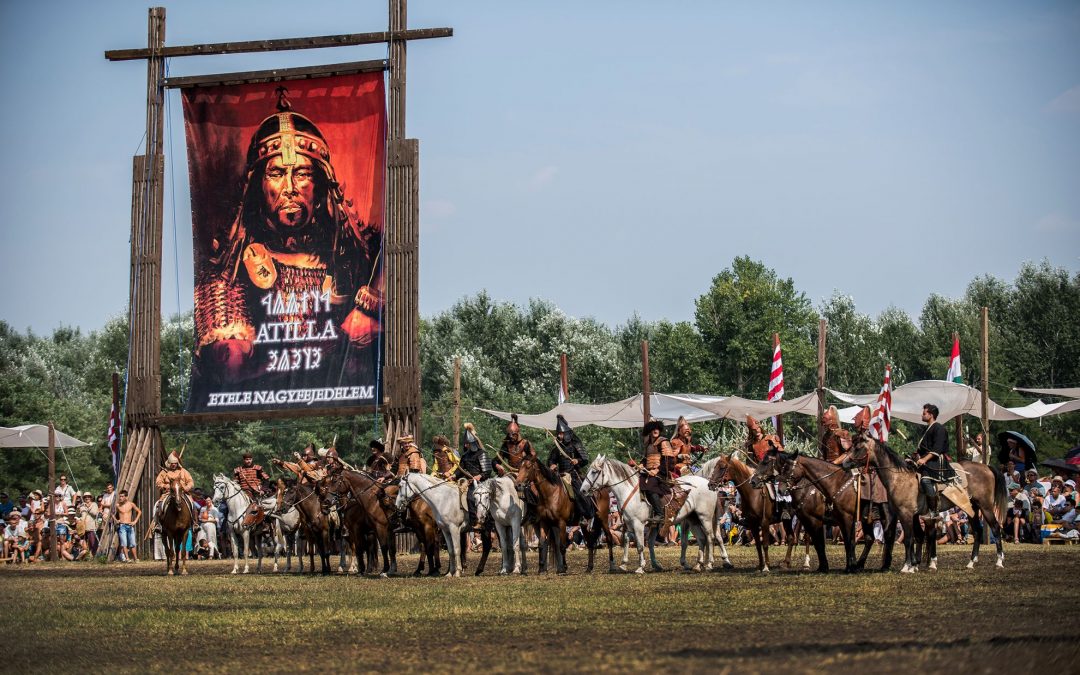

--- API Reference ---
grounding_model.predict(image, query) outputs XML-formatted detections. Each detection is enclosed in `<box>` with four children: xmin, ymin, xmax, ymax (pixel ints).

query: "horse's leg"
<box><xmin>513</xmin><ymin>519</ymin><xmax>524</xmax><ymax>575</ymax></box>
<box><xmin>647</xmin><ymin>523</ymin><xmax>662</xmax><ymax>572</ymax></box>
<box><xmin>751</xmin><ymin>522</ymin><xmax>767</xmax><ymax>573</ymax></box>
<box><xmin>679</xmin><ymin>522</ymin><xmax>692</xmax><ymax>570</ymax></box>
<box><xmin>966</xmin><ymin>504</ymin><xmax>982</xmax><ymax>570</ymax></box>
<box><xmin>901</xmin><ymin>512</ymin><xmax>918</xmax><ymax>573</ymax></box>
<box><xmin>165</xmin><ymin>536</ymin><xmax>174</xmax><ymax>576</ymax></box>
<box><xmin>880</xmin><ymin>508</ymin><xmax>897</xmax><ymax>572</ymax></box>
<box><xmin>810</xmin><ymin>523</ymin><xmax>829</xmax><ymax>573</ymax></box>
<box><xmin>986</xmin><ymin>504</ymin><xmax>1005</xmax><ymax>569</ymax></box>
<box><xmin>474</xmin><ymin>523</ymin><xmax>493</xmax><ymax>576</ymax></box>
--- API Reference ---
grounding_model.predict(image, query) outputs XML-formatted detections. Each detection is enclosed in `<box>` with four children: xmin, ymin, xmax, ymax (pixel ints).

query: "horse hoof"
<box><xmin>181</xmin><ymin>568</ymin><xmax>189</xmax><ymax>576</ymax></box>
<box><xmin>167</xmin><ymin>569</ymin><xmax>174</xmax><ymax>576</ymax></box>
<box><xmin>634</xmin><ymin>568</ymin><xmax>645</xmax><ymax>575</ymax></box>
<box><xmin>618</xmin><ymin>565</ymin><xmax>628</xmax><ymax>572</ymax></box>
<box><xmin>929</xmin><ymin>561</ymin><xmax>938</xmax><ymax>572</ymax></box>
<box><xmin>723</xmin><ymin>562</ymin><xmax>734</xmax><ymax>570</ymax></box>
<box><xmin>231</xmin><ymin>569</ymin><xmax>238</xmax><ymax>575</ymax></box>
<box><xmin>965</xmin><ymin>560</ymin><xmax>975</xmax><ymax>570</ymax></box>
<box><xmin>760</xmin><ymin>568</ymin><xmax>770</xmax><ymax>575</ymax></box>
<box><xmin>379</xmin><ymin>572</ymin><xmax>388</xmax><ymax>579</ymax></box>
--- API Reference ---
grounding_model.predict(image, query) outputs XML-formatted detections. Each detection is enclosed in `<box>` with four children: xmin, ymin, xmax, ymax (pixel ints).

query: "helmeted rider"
<box><xmin>456</xmin><ymin>423</ymin><xmax>492</xmax><ymax>527</ymax></box>
<box><xmin>154</xmin><ymin>451</ymin><xmax>195</xmax><ymax>522</ymax></box>
<box><xmin>547</xmin><ymin>415</ymin><xmax>594</xmax><ymax>521</ymax></box>
<box><xmin>233</xmin><ymin>452</ymin><xmax>271</xmax><ymax>500</ymax></box>
<box><xmin>430</xmin><ymin>435</ymin><xmax>460</xmax><ymax>480</ymax></box>
<box><xmin>497</xmin><ymin>414</ymin><xmax>534</xmax><ymax>475</ymax></box>
<box><xmin>395</xmin><ymin>435</ymin><xmax>423</xmax><ymax>477</ymax></box>
<box><xmin>670</xmin><ymin>416</ymin><xmax>706</xmax><ymax>476</ymax></box>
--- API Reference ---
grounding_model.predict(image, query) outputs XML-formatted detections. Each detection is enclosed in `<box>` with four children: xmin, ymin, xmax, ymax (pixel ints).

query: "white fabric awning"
<box><xmin>477</xmin><ymin>391</ymin><xmax>820</xmax><ymax>430</ymax></box>
<box><xmin>0</xmin><ymin>424</ymin><xmax>90</xmax><ymax>448</ymax></box>
<box><xmin>829</xmin><ymin>380</ymin><xmax>1080</xmax><ymax>425</ymax></box>
<box><xmin>1014</xmin><ymin>387</ymin><xmax>1080</xmax><ymax>399</ymax></box>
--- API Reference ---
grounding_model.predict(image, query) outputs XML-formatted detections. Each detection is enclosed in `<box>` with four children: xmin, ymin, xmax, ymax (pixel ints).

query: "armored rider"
<box><xmin>395</xmin><ymin>436</ymin><xmax>423</xmax><ymax>478</ymax></box>
<box><xmin>670</xmin><ymin>416</ymin><xmax>706</xmax><ymax>476</ymax></box>
<box><xmin>456</xmin><ymin>423</ymin><xmax>492</xmax><ymax>527</ymax></box>
<box><xmin>366</xmin><ymin>439</ymin><xmax>394</xmax><ymax>483</ymax></box>
<box><xmin>547</xmin><ymin>415</ymin><xmax>594</xmax><ymax>521</ymax></box>
<box><xmin>430</xmin><ymin>435</ymin><xmax>460</xmax><ymax>481</ymax></box>
<box><xmin>635</xmin><ymin>420</ymin><xmax>673</xmax><ymax>524</ymax></box>
<box><xmin>497</xmin><ymin>414</ymin><xmax>533</xmax><ymax>476</ymax></box>
<box><xmin>914</xmin><ymin>403</ymin><xmax>953</xmax><ymax>515</ymax></box>
<box><xmin>154</xmin><ymin>451</ymin><xmax>195</xmax><ymax>522</ymax></box>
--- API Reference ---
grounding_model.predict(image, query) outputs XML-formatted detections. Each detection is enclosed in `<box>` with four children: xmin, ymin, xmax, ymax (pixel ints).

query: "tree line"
<box><xmin>1</xmin><ymin>257</ymin><xmax>1077</xmax><ymax>495</ymax></box>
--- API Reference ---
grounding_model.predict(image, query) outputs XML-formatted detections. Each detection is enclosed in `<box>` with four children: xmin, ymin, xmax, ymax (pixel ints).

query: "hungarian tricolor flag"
<box><xmin>946</xmin><ymin>337</ymin><xmax>963</xmax><ymax>384</ymax></box>
<box><xmin>869</xmin><ymin>365</ymin><xmax>892</xmax><ymax>441</ymax></box>
<box><xmin>107</xmin><ymin>402</ymin><xmax>121</xmax><ymax>480</ymax></box>
<box><xmin>767</xmin><ymin>339</ymin><xmax>784</xmax><ymax>402</ymax></box>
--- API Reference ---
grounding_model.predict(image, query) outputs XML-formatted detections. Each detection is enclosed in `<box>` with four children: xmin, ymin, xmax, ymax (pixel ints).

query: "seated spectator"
<box><xmin>1061</xmin><ymin>495</ymin><xmax>1078</xmax><ymax>532</ymax></box>
<box><xmin>0</xmin><ymin>492</ymin><xmax>14</xmax><ymax>518</ymax></box>
<box><xmin>1029</xmin><ymin>496</ymin><xmax>1044</xmax><ymax>544</ymax></box>
<box><xmin>1005</xmin><ymin>498</ymin><xmax>1028</xmax><ymax>543</ymax></box>
<box><xmin>1008</xmin><ymin>482</ymin><xmax>1031</xmax><ymax>515</ymax></box>
<box><xmin>1045</xmin><ymin>483</ymin><xmax>1068</xmax><ymax>520</ymax></box>
<box><xmin>1023</xmin><ymin>469</ymin><xmax>1044</xmax><ymax>498</ymax></box>
<box><xmin>1063</xmin><ymin>480</ymin><xmax>1076</xmax><ymax>503</ymax></box>
<box><xmin>3</xmin><ymin>511</ymin><xmax>27</xmax><ymax>561</ymax></box>
<box><xmin>1004</xmin><ymin>461</ymin><xmax>1020</xmax><ymax>486</ymax></box>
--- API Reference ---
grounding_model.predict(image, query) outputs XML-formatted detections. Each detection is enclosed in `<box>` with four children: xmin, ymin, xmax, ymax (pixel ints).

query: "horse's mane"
<box><xmin>535</xmin><ymin>458</ymin><xmax>560</xmax><ymax>485</ymax></box>
<box><xmin>598</xmin><ymin>455</ymin><xmax>636</xmax><ymax>481</ymax></box>
<box><xmin>872</xmin><ymin>439</ymin><xmax>910</xmax><ymax>471</ymax></box>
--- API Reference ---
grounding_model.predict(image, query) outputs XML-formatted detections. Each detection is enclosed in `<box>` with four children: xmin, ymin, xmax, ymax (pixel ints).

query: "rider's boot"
<box><xmin>646</xmin><ymin>492</ymin><xmax>665</xmax><ymax>524</ymax></box>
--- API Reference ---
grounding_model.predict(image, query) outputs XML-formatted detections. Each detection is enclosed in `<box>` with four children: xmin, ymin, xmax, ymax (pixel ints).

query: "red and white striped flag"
<box><xmin>767</xmin><ymin>339</ymin><xmax>784</xmax><ymax>402</ymax></box>
<box><xmin>107</xmin><ymin>402</ymin><xmax>121</xmax><ymax>480</ymax></box>
<box><xmin>869</xmin><ymin>365</ymin><xmax>892</xmax><ymax>441</ymax></box>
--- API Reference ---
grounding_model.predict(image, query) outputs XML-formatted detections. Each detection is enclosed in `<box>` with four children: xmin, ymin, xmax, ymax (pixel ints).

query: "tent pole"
<box><xmin>48</xmin><ymin>421</ymin><xmax>57</xmax><ymax>562</ymax></box>
<box><xmin>641</xmin><ymin>340</ymin><xmax>651</xmax><ymax>425</ymax></box>
<box><xmin>980</xmin><ymin>308</ymin><xmax>990</xmax><ymax>465</ymax></box>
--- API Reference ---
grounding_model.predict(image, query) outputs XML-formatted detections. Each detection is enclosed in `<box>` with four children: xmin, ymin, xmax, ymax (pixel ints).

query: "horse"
<box><xmin>474</xmin><ymin>475</ymin><xmax>527</xmax><ymax>575</ymax></box>
<box><xmin>397</xmin><ymin>472</ymin><xmax>468</xmax><ymax>577</ymax></box>
<box><xmin>580</xmin><ymin>486</ymin><xmax>620</xmax><ymax>574</ymax></box>
<box><xmin>516</xmin><ymin>453</ymin><xmax>576</xmax><ymax>574</ymax></box>
<box><xmin>755</xmin><ymin>451</ymin><xmax>871</xmax><ymax>573</ymax></box>
<box><xmin>676</xmin><ymin>474</ymin><xmax>735</xmax><ymax>571</ymax></box>
<box><xmin>159</xmin><ymin>477</ymin><xmax>194</xmax><ymax>576</ymax></box>
<box><xmin>707</xmin><ymin>453</ymin><xmax>781</xmax><ymax>572</ymax></box>
<box><xmin>580</xmin><ymin>454</ymin><xmax>665</xmax><ymax>574</ymax></box>
<box><xmin>851</xmin><ymin>431</ymin><xmax>1008</xmax><ymax>572</ymax></box>
<box><xmin>322</xmin><ymin>470</ymin><xmax>398</xmax><ymax>577</ymax></box>
<box><xmin>280</xmin><ymin>481</ymin><xmax>332</xmax><ymax>575</ymax></box>
<box><xmin>266</xmin><ymin>495</ymin><xmax>304</xmax><ymax>573</ymax></box>
<box><xmin>820</xmin><ymin>426</ymin><xmax>893</xmax><ymax>570</ymax></box>
<box><xmin>211</xmin><ymin>474</ymin><xmax>268</xmax><ymax>574</ymax></box>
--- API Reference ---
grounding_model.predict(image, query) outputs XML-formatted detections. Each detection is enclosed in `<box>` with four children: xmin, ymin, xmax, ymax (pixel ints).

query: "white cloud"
<box><xmin>1035</xmin><ymin>211</ymin><xmax>1079</xmax><ymax>234</ymax></box>
<box><xmin>527</xmin><ymin>165</ymin><xmax>558</xmax><ymax>191</ymax></box>
<box><xmin>1046</xmin><ymin>84</ymin><xmax>1080</xmax><ymax>114</ymax></box>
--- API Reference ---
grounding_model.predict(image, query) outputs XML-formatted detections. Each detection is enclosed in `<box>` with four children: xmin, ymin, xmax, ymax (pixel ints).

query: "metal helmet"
<box><xmin>463</xmin><ymin>423</ymin><xmax>481</xmax><ymax>452</ymax></box>
<box><xmin>506</xmin><ymin>413</ymin><xmax>521</xmax><ymax>439</ymax></box>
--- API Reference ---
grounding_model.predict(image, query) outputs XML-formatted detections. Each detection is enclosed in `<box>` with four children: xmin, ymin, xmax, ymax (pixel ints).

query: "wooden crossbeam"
<box><xmin>154</xmin><ymin>405</ymin><xmax>380</xmax><ymax>428</ymax></box>
<box><xmin>164</xmin><ymin>59</ymin><xmax>388</xmax><ymax>89</ymax></box>
<box><xmin>105</xmin><ymin>27</ymin><xmax>452</xmax><ymax>61</ymax></box>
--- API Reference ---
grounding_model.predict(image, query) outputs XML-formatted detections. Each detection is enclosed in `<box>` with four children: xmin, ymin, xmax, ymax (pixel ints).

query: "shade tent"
<box><xmin>1013</xmin><ymin>387</ymin><xmax>1080</xmax><ymax>399</ymax></box>
<box><xmin>829</xmin><ymin>380</ymin><xmax>1080</xmax><ymax>425</ymax></box>
<box><xmin>476</xmin><ymin>391</ymin><xmax>820</xmax><ymax>430</ymax></box>
<box><xmin>0</xmin><ymin>425</ymin><xmax>91</xmax><ymax>449</ymax></box>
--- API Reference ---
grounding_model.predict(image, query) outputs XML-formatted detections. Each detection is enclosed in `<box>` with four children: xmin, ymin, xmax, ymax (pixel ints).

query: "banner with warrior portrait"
<box><xmin>182</xmin><ymin>73</ymin><xmax>385</xmax><ymax>413</ymax></box>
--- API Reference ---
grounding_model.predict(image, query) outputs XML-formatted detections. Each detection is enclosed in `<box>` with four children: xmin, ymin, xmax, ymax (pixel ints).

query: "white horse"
<box><xmin>675</xmin><ymin>474</ymin><xmax>734</xmax><ymax>571</ymax></box>
<box><xmin>580</xmin><ymin>454</ymin><xmax>664</xmax><ymax>574</ymax></box>
<box><xmin>261</xmin><ymin>496</ymin><xmax>306</xmax><ymax>573</ymax></box>
<box><xmin>397</xmin><ymin>473</ymin><xmax>467</xmax><ymax>578</ymax></box>
<box><xmin>474</xmin><ymin>476</ymin><xmax>526</xmax><ymax>575</ymax></box>
<box><xmin>212</xmin><ymin>474</ymin><xmax>265</xmax><ymax>574</ymax></box>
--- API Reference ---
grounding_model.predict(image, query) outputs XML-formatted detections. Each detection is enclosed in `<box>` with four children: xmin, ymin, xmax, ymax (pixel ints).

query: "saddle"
<box><xmin>457</xmin><ymin>478</ymin><xmax>470</xmax><ymax>512</ymax></box>
<box><xmin>561</xmin><ymin>474</ymin><xmax>575</xmax><ymax>500</ymax></box>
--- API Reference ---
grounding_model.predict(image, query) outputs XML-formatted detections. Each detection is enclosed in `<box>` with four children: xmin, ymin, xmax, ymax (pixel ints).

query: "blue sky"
<box><xmin>1</xmin><ymin>1</ymin><xmax>1077</xmax><ymax>335</ymax></box>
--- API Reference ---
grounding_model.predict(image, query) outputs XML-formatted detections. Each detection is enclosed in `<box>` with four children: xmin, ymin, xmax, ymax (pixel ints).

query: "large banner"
<box><xmin>182</xmin><ymin>73</ymin><xmax>385</xmax><ymax>413</ymax></box>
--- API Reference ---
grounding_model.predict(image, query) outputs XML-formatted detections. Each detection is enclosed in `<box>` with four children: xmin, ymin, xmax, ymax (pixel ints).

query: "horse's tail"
<box><xmin>990</xmin><ymin>464</ymin><xmax>1008</xmax><ymax>523</ymax></box>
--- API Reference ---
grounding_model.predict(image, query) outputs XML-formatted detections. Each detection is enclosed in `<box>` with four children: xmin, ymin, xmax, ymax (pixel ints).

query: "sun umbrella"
<box><xmin>1041</xmin><ymin>443</ymin><xmax>1080</xmax><ymax>476</ymax></box>
<box><xmin>997</xmin><ymin>430</ymin><xmax>1038</xmax><ymax>467</ymax></box>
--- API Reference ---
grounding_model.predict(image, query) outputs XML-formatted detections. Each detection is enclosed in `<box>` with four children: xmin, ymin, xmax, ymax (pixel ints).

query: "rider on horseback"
<box><xmin>635</xmin><ymin>420</ymin><xmax>672</xmax><ymax>525</ymax></box>
<box><xmin>154</xmin><ymin>451</ymin><xmax>195</xmax><ymax>522</ymax></box>
<box><xmin>456</xmin><ymin>423</ymin><xmax>492</xmax><ymax>527</ymax></box>
<box><xmin>430</xmin><ymin>435</ymin><xmax>460</xmax><ymax>480</ymax></box>
<box><xmin>670</xmin><ymin>416</ymin><xmax>706</xmax><ymax>476</ymax></box>
<box><xmin>914</xmin><ymin>403</ymin><xmax>954</xmax><ymax>515</ymax></box>
<box><xmin>395</xmin><ymin>436</ymin><xmax>424</xmax><ymax>477</ymax></box>
<box><xmin>497</xmin><ymin>414</ymin><xmax>533</xmax><ymax>475</ymax></box>
<box><xmin>366</xmin><ymin>439</ymin><xmax>394</xmax><ymax>483</ymax></box>
<box><xmin>547</xmin><ymin>415</ymin><xmax>595</xmax><ymax>521</ymax></box>
<box><xmin>233</xmin><ymin>453</ymin><xmax>271</xmax><ymax>500</ymax></box>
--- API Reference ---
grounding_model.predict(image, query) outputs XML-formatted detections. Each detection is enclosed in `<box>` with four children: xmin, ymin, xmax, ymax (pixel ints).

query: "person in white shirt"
<box><xmin>54</xmin><ymin>475</ymin><xmax>77</xmax><ymax>508</ymax></box>
<box><xmin>3</xmin><ymin>512</ymin><xmax>28</xmax><ymax>560</ymax></box>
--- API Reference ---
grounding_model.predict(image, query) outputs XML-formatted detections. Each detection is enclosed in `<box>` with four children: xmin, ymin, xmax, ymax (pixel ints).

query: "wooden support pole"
<box><xmin>641</xmin><ymin>340</ymin><xmax>651</xmax><ymax>425</ymax></box>
<box><xmin>980</xmin><ymin>307</ymin><xmax>990</xmax><ymax>464</ymax></box>
<box><xmin>952</xmin><ymin>332</ymin><xmax>965</xmax><ymax>456</ymax></box>
<box><xmin>163</xmin><ymin>59</ymin><xmax>387</xmax><ymax>89</ymax></box>
<box><xmin>772</xmin><ymin>332</ymin><xmax>784</xmax><ymax>442</ymax></box>
<box><xmin>817</xmin><ymin>320</ymin><xmax>827</xmax><ymax>449</ymax></box>
<box><xmin>453</xmin><ymin>356</ymin><xmax>461</xmax><ymax>451</ymax></box>
<box><xmin>47</xmin><ymin>421</ymin><xmax>56</xmax><ymax>562</ymax></box>
<box><xmin>560</xmin><ymin>353</ymin><xmax>569</xmax><ymax>403</ymax></box>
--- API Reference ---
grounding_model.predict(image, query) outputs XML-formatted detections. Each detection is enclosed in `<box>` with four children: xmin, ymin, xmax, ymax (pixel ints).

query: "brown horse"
<box><xmin>707</xmin><ymin>454</ymin><xmax>777</xmax><ymax>572</ymax></box>
<box><xmin>517</xmin><ymin>454</ymin><xmax>575</xmax><ymax>574</ymax></box>
<box><xmin>282</xmin><ymin>482</ymin><xmax>331</xmax><ymax>574</ymax></box>
<box><xmin>160</xmin><ymin>477</ymin><xmax>194</xmax><ymax>576</ymax></box>
<box><xmin>582</xmin><ymin>487</ymin><xmax>619</xmax><ymax>573</ymax></box>
<box><xmin>379</xmin><ymin>482</ymin><xmax>443</xmax><ymax>577</ymax></box>
<box><xmin>851</xmin><ymin>431</ymin><xmax>1008</xmax><ymax>572</ymax></box>
<box><xmin>323</xmin><ymin>470</ymin><xmax>398</xmax><ymax>577</ymax></box>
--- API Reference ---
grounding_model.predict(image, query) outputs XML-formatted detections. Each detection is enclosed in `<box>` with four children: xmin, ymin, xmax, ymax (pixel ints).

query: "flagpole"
<box><xmin>641</xmin><ymin>340</ymin><xmax>651</xmax><ymax>426</ymax></box>
<box><xmin>771</xmin><ymin>333</ymin><xmax>784</xmax><ymax>442</ymax></box>
<box><xmin>980</xmin><ymin>308</ymin><xmax>990</xmax><ymax>465</ymax></box>
<box><xmin>816</xmin><ymin>320</ymin><xmax>827</xmax><ymax>451</ymax></box>
<box><xmin>560</xmin><ymin>353</ymin><xmax>569</xmax><ymax>404</ymax></box>
<box><xmin>951</xmin><ymin>332</ymin><xmax>964</xmax><ymax>458</ymax></box>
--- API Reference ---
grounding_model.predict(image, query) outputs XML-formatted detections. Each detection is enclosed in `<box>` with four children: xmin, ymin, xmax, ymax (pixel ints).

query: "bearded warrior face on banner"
<box><xmin>184</xmin><ymin>77</ymin><xmax>385</xmax><ymax>413</ymax></box>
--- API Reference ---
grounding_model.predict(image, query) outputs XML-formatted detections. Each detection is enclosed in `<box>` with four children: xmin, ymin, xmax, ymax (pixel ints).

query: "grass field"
<box><xmin>1</xmin><ymin>543</ymin><xmax>1078</xmax><ymax>673</ymax></box>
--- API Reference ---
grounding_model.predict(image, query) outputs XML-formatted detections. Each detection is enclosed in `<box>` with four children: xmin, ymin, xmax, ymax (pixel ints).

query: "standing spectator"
<box><xmin>17</xmin><ymin>494</ymin><xmax>29</xmax><ymax>519</ymax></box>
<box><xmin>1005</xmin><ymin>437</ymin><xmax>1031</xmax><ymax>473</ymax></box>
<box><xmin>199</xmin><ymin>497</ymin><xmax>219</xmax><ymax>560</ymax></box>
<box><xmin>100</xmin><ymin>483</ymin><xmax>116</xmax><ymax>524</ymax></box>
<box><xmin>54</xmin><ymin>475</ymin><xmax>77</xmax><ymax>509</ymax></box>
<box><xmin>78</xmin><ymin>493</ymin><xmax>99</xmax><ymax>555</ymax></box>
<box><xmin>965</xmin><ymin>434</ymin><xmax>985</xmax><ymax>463</ymax></box>
<box><xmin>113</xmin><ymin>490</ymin><xmax>142</xmax><ymax>563</ymax></box>
<box><xmin>0</xmin><ymin>493</ymin><xmax>14</xmax><ymax>518</ymax></box>
<box><xmin>28</xmin><ymin>490</ymin><xmax>43</xmax><ymax>517</ymax></box>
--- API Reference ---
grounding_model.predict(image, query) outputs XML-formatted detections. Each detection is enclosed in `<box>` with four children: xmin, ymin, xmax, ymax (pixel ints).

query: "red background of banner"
<box><xmin>182</xmin><ymin>73</ymin><xmax>386</xmax><ymax>261</ymax></box>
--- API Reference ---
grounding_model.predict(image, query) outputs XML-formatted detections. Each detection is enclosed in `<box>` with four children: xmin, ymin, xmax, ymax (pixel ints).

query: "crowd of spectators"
<box><xmin>0</xmin><ymin>476</ymin><xmax>116</xmax><ymax>563</ymax></box>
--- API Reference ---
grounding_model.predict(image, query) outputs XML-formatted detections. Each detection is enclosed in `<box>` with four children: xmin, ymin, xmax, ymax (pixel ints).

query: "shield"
<box><xmin>996</xmin><ymin>430</ymin><xmax>1038</xmax><ymax>467</ymax></box>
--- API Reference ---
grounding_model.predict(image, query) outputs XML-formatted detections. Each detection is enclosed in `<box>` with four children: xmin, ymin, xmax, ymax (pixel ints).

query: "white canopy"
<box><xmin>829</xmin><ymin>380</ymin><xmax>1080</xmax><ymax>425</ymax></box>
<box><xmin>1014</xmin><ymin>386</ymin><xmax>1080</xmax><ymax>399</ymax></box>
<box><xmin>477</xmin><ymin>391</ymin><xmax>820</xmax><ymax>430</ymax></box>
<box><xmin>0</xmin><ymin>424</ymin><xmax>90</xmax><ymax>448</ymax></box>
